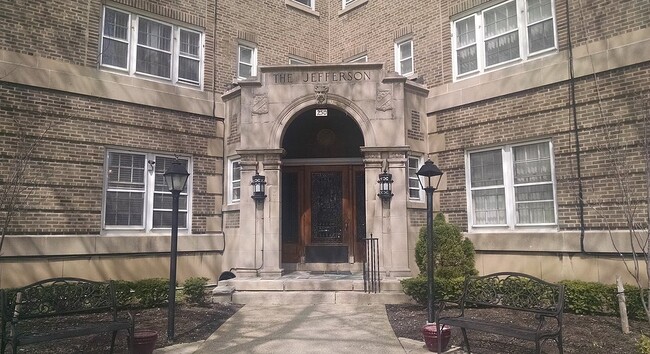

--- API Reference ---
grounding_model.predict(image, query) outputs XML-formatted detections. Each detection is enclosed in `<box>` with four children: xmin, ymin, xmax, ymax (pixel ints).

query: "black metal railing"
<box><xmin>362</xmin><ymin>235</ymin><xmax>380</xmax><ymax>293</ymax></box>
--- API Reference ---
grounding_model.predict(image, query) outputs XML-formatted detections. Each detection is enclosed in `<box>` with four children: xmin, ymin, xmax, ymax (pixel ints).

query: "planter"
<box><xmin>421</xmin><ymin>323</ymin><xmax>451</xmax><ymax>353</ymax></box>
<box><xmin>132</xmin><ymin>330</ymin><xmax>158</xmax><ymax>354</ymax></box>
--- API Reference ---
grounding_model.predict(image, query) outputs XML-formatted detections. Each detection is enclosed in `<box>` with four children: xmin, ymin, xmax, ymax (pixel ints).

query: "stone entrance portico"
<box><xmin>221</xmin><ymin>63</ymin><xmax>430</xmax><ymax>279</ymax></box>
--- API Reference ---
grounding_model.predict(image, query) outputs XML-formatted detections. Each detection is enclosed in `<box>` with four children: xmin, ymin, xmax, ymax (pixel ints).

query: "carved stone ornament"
<box><xmin>376</xmin><ymin>89</ymin><xmax>392</xmax><ymax>111</ymax></box>
<box><xmin>315</xmin><ymin>85</ymin><xmax>329</xmax><ymax>105</ymax></box>
<box><xmin>252</xmin><ymin>94</ymin><xmax>269</xmax><ymax>114</ymax></box>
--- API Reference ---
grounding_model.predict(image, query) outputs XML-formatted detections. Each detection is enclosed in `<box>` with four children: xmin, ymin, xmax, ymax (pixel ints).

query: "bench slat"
<box><xmin>16</xmin><ymin>320</ymin><xmax>133</xmax><ymax>345</ymax></box>
<box><xmin>438</xmin><ymin>317</ymin><xmax>558</xmax><ymax>341</ymax></box>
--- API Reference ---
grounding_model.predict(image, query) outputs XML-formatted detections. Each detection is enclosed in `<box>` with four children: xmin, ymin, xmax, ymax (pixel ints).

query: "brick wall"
<box><xmin>432</xmin><ymin>63</ymin><xmax>650</xmax><ymax>231</ymax></box>
<box><xmin>0</xmin><ymin>82</ymin><xmax>219</xmax><ymax>235</ymax></box>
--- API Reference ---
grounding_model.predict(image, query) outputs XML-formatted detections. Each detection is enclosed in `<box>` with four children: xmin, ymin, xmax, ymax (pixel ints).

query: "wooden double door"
<box><xmin>281</xmin><ymin>165</ymin><xmax>366</xmax><ymax>263</ymax></box>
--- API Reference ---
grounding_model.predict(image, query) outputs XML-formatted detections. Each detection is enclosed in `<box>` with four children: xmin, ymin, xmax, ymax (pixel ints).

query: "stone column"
<box><xmin>260</xmin><ymin>150</ymin><xmax>284</xmax><ymax>278</ymax></box>
<box><xmin>231</xmin><ymin>152</ymin><xmax>261</xmax><ymax>278</ymax></box>
<box><xmin>361</xmin><ymin>146</ymin><xmax>411</xmax><ymax>278</ymax></box>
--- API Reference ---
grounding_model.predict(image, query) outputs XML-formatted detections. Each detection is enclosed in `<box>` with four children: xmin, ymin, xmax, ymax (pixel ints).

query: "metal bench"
<box><xmin>437</xmin><ymin>272</ymin><xmax>564</xmax><ymax>353</ymax></box>
<box><xmin>1</xmin><ymin>277</ymin><xmax>134</xmax><ymax>353</ymax></box>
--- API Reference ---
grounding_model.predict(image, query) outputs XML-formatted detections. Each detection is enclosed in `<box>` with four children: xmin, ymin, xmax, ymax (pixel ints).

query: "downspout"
<box><xmin>565</xmin><ymin>0</ymin><xmax>588</xmax><ymax>254</ymax></box>
<box><xmin>213</xmin><ymin>0</ymin><xmax>226</xmax><ymax>254</ymax></box>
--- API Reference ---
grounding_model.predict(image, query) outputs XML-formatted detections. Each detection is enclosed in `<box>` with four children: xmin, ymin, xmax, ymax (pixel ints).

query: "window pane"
<box><xmin>456</xmin><ymin>17</ymin><xmax>476</xmax><ymax>47</ymax></box>
<box><xmin>138</xmin><ymin>18</ymin><xmax>171</xmax><ymax>51</ymax></box>
<box><xmin>470</xmin><ymin>150</ymin><xmax>503</xmax><ymax>187</ymax></box>
<box><xmin>107</xmin><ymin>152</ymin><xmax>145</xmax><ymax>190</ymax></box>
<box><xmin>399</xmin><ymin>41</ymin><xmax>412</xmax><ymax>59</ymax></box>
<box><xmin>513</xmin><ymin>143</ymin><xmax>551</xmax><ymax>184</ymax></box>
<box><xmin>232</xmin><ymin>161</ymin><xmax>241</xmax><ymax>201</ymax></box>
<box><xmin>239</xmin><ymin>63</ymin><xmax>252</xmax><ymax>78</ymax></box>
<box><xmin>472</xmin><ymin>188</ymin><xmax>506</xmax><ymax>225</ymax></box>
<box><xmin>153</xmin><ymin>211</ymin><xmax>187</xmax><ymax>228</ymax></box>
<box><xmin>515</xmin><ymin>184</ymin><xmax>553</xmax><ymax>202</ymax></box>
<box><xmin>180</xmin><ymin>30</ymin><xmax>200</xmax><ymax>57</ymax></box>
<box><xmin>516</xmin><ymin>200</ymin><xmax>554</xmax><ymax>224</ymax></box>
<box><xmin>485</xmin><ymin>31</ymin><xmax>520</xmax><ymax>66</ymax></box>
<box><xmin>240</xmin><ymin>46</ymin><xmax>252</xmax><ymax>65</ymax></box>
<box><xmin>527</xmin><ymin>0</ymin><xmax>553</xmax><ymax>23</ymax></box>
<box><xmin>528</xmin><ymin>19</ymin><xmax>555</xmax><ymax>53</ymax></box>
<box><xmin>484</xmin><ymin>1</ymin><xmax>518</xmax><ymax>38</ymax></box>
<box><xmin>104</xmin><ymin>9</ymin><xmax>129</xmax><ymax>39</ymax></box>
<box><xmin>400</xmin><ymin>58</ymin><xmax>413</xmax><ymax>75</ymax></box>
<box><xmin>103</xmin><ymin>38</ymin><xmax>128</xmax><ymax>68</ymax></box>
<box><xmin>105</xmin><ymin>191</ymin><xmax>144</xmax><ymax>226</ymax></box>
<box><xmin>457</xmin><ymin>45</ymin><xmax>477</xmax><ymax>74</ymax></box>
<box><xmin>294</xmin><ymin>0</ymin><xmax>311</xmax><ymax>6</ymax></box>
<box><xmin>179</xmin><ymin>57</ymin><xmax>200</xmax><ymax>83</ymax></box>
<box><xmin>136</xmin><ymin>46</ymin><xmax>171</xmax><ymax>78</ymax></box>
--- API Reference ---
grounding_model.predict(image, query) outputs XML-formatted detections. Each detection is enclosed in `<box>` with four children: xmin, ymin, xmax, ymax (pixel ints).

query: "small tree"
<box><xmin>0</xmin><ymin>118</ymin><xmax>50</xmax><ymax>254</ymax></box>
<box><xmin>415</xmin><ymin>213</ymin><xmax>478</xmax><ymax>279</ymax></box>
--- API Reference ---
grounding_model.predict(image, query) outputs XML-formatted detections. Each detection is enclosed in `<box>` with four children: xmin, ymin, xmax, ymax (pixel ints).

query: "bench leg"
<box><xmin>110</xmin><ymin>331</ymin><xmax>118</xmax><ymax>354</ymax></box>
<box><xmin>461</xmin><ymin>328</ymin><xmax>471</xmax><ymax>353</ymax></box>
<box><xmin>557</xmin><ymin>334</ymin><xmax>564</xmax><ymax>354</ymax></box>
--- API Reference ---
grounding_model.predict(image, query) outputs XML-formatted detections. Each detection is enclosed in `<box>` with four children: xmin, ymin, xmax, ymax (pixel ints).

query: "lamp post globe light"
<box><xmin>162</xmin><ymin>159</ymin><xmax>190</xmax><ymax>342</ymax></box>
<box><xmin>415</xmin><ymin>159</ymin><xmax>444</xmax><ymax>326</ymax></box>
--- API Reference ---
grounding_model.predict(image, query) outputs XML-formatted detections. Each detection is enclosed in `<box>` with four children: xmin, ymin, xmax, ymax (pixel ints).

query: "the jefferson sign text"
<box><xmin>273</xmin><ymin>71</ymin><xmax>371</xmax><ymax>84</ymax></box>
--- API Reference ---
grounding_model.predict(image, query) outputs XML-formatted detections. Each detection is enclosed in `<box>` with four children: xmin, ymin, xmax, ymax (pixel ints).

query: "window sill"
<box><xmin>222</xmin><ymin>203</ymin><xmax>241</xmax><ymax>212</ymax></box>
<box><xmin>407</xmin><ymin>200</ymin><xmax>426</xmax><ymax>209</ymax></box>
<box><xmin>339</xmin><ymin>0</ymin><xmax>368</xmax><ymax>16</ymax></box>
<box><xmin>285</xmin><ymin>0</ymin><xmax>320</xmax><ymax>17</ymax></box>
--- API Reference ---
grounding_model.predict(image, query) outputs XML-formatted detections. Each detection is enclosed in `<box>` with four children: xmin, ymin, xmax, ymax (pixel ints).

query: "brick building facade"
<box><xmin>0</xmin><ymin>0</ymin><xmax>649</xmax><ymax>287</ymax></box>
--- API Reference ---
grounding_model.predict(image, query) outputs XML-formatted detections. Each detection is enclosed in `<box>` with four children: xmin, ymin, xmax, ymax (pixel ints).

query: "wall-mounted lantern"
<box><xmin>377</xmin><ymin>170</ymin><xmax>393</xmax><ymax>201</ymax></box>
<box><xmin>251</xmin><ymin>172</ymin><xmax>267</xmax><ymax>202</ymax></box>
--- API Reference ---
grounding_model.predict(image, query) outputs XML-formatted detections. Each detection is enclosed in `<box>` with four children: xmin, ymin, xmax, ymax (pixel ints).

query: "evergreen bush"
<box><xmin>132</xmin><ymin>278</ymin><xmax>170</xmax><ymax>308</ymax></box>
<box><xmin>183</xmin><ymin>277</ymin><xmax>209</xmax><ymax>305</ymax></box>
<box><xmin>415</xmin><ymin>213</ymin><xmax>478</xmax><ymax>278</ymax></box>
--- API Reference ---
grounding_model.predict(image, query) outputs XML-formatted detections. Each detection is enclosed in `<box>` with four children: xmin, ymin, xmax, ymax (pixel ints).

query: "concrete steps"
<box><xmin>211</xmin><ymin>272</ymin><xmax>414</xmax><ymax>305</ymax></box>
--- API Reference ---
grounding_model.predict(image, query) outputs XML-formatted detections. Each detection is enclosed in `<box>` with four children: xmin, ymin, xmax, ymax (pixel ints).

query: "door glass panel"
<box><xmin>311</xmin><ymin>171</ymin><xmax>343</xmax><ymax>244</ymax></box>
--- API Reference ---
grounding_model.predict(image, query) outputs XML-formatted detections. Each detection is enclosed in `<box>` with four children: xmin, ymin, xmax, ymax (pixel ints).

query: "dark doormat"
<box><xmin>305</xmin><ymin>245</ymin><xmax>348</xmax><ymax>263</ymax></box>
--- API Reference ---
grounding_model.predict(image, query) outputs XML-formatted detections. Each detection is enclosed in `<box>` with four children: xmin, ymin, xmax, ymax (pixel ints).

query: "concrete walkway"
<box><xmin>155</xmin><ymin>304</ymin><xmax>451</xmax><ymax>354</ymax></box>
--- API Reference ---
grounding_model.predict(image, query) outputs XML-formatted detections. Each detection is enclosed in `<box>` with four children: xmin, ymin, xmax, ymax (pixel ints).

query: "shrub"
<box><xmin>415</xmin><ymin>213</ymin><xmax>478</xmax><ymax>279</ymax></box>
<box><xmin>638</xmin><ymin>334</ymin><xmax>650</xmax><ymax>354</ymax></box>
<box><xmin>113</xmin><ymin>280</ymin><xmax>135</xmax><ymax>308</ymax></box>
<box><xmin>132</xmin><ymin>278</ymin><xmax>170</xmax><ymax>308</ymax></box>
<box><xmin>561</xmin><ymin>280</ymin><xmax>616</xmax><ymax>315</ymax></box>
<box><xmin>400</xmin><ymin>276</ymin><xmax>465</xmax><ymax>304</ymax></box>
<box><xmin>183</xmin><ymin>277</ymin><xmax>209</xmax><ymax>305</ymax></box>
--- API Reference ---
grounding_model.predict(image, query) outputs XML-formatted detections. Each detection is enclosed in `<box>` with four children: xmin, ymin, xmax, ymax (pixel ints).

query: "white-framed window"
<box><xmin>348</xmin><ymin>54</ymin><xmax>368</xmax><ymax>63</ymax></box>
<box><xmin>100</xmin><ymin>6</ymin><xmax>203</xmax><ymax>87</ymax></box>
<box><xmin>452</xmin><ymin>0</ymin><xmax>557</xmax><ymax>79</ymax></box>
<box><xmin>103</xmin><ymin>150</ymin><xmax>191</xmax><ymax>232</ymax></box>
<box><xmin>466</xmin><ymin>141</ymin><xmax>557</xmax><ymax>230</ymax></box>
<box><xmin>229</xmin><ymin>159</ymin><xmax>242</xmax><ymax>203</ymax></box>
<box><xmin>238</xmin><ymin>44</ymin><xmax>257</xmax><ymax>79</ymax></box>
<box><xmin>408</xmin><ymin>156</ymin><xmax>423</xmax><ymax>200</ymax></box>
<box><xmin>342</xmin><ymin>0</ymin><xmax>356</xmax><ymax>8</ymax></box>
<box><xmin>395</xmin><ymin>38</ymin><xmax>414</xmax><ymax>76</ymax></box>
<box><xmin>293</xmin><ymin>0</ymin><xmax>314</xmax><ymax>9</ymax></box>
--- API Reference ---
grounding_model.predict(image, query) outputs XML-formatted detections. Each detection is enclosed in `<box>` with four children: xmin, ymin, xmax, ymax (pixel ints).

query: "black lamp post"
<box><xmin>416</xmin><ymin>159</ymin><xmax>444</xmax><ymax>325</ymax></box>
<box><xmin>163</xmin><ymin>160</ymin><xmax>189</xmax><ymax>342</ymax></box>
<box><xmin>377</xmin><ymin>170</ymin><xmax>393</xmax><ymax>201</ymax></box>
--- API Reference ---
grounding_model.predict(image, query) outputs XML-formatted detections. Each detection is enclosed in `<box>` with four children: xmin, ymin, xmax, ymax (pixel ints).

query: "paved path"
<box><xmin>193</xmin><ymin>304</ymin><xmax>416</xmax><ymax>354</ymax></box>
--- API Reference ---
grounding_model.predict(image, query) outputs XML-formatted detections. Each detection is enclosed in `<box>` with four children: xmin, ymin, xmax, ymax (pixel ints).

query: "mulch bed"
<box><xmin>7</xmin><ymin>302</ymin><xmax>648</xmax><ymax>353</ymax></box>
<box><xmin>387</xmin><ymin>303</ymin><xmax>648</xmax><ymax>353</ymax></box>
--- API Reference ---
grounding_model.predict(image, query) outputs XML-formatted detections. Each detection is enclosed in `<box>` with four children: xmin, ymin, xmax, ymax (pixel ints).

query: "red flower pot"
<box><xmin>421</xmin><ymin>323</ymin><xmax>451</xmax><ymax>353</ymax></box>
<box><xmin>132</xmin><ymin>330</ymin><xmax>158</xmax><ymax>354</ymax></box>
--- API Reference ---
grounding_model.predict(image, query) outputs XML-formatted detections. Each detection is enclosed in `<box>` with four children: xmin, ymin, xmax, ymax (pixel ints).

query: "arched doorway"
<box><xmin>281</xmin><ymin>106</ymin><xmax>366</xmax><ymax>266</ymax></box>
